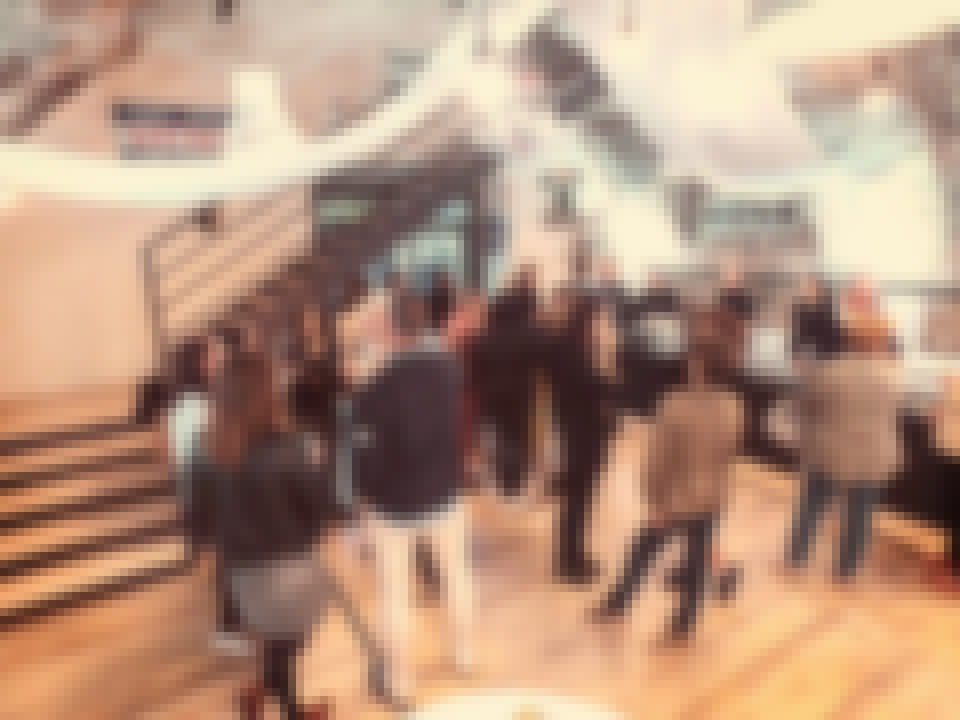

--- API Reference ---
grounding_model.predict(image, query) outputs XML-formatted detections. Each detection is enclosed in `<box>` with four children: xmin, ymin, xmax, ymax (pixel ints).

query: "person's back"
<box><xmin>804</xmin><ymin>352</ymin><xmax>902</xmax><ymax>488</ymax></box>
<box><xmin>350</xmin><ymin>345</ymin><xmax>463</xmax><ymax>520</ymax></box>
<box><xmin>649</xmin><ymin>382</ymin><xmax>743</xmax><ymax>520</ymax></box>
<box><xmin>203</xmin><ymin>433</ymin><xmax>341</xmax><ymax>571</ymax></box>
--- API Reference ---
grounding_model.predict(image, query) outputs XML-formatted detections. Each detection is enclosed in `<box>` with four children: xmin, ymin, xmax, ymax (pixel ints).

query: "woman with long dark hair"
<box><xmin>190</xmin><ymin>345</ymin><xmax>347</xmax><ymax>719</ymax></box>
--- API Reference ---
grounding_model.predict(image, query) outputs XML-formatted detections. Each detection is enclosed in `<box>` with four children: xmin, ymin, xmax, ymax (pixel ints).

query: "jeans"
<box><xmin>600</xmin><ymin>513</ymin><xmax>716</xmax><ymax>637</ymax></box>
<box><xmin>786</xmin><ymin>469</ymin><xmax>881</xmax><ymax>579</ymax></box>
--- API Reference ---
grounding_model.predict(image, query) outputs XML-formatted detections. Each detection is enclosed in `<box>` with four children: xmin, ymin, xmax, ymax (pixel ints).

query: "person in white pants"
<box><xmin>368</xmin><ymin>501</ymin><xmax>474</xmax><ymax>696</ymax></box>
<box><xmin>339</xmin><ymin>290</ymin><xmax>474</xmax><ymax>701</ymax></box>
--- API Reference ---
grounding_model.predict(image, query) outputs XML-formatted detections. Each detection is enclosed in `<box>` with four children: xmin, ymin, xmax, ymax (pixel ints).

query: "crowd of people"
<box><xmin>137</xmin><ymin>257</ymin><xmax>956</xmax><ymax>719</ymax></box>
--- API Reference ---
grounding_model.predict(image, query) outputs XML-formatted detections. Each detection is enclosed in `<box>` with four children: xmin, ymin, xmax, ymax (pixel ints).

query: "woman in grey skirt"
<box><xmin>189</xmin><ymin>345</ymin><xmax>348</xmax><ymax>719</ymax></box>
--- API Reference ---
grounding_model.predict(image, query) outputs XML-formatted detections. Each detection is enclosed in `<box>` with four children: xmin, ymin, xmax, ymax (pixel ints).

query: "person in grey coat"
<box><xmin>590</xmin><ymin>305</ymin><xmax>745</xmax><ymax>645</ymax></box>
<box><xmin>784</xmin><ymin>317</ymin><xmax>903</xmax><ymax>581</ymax></box>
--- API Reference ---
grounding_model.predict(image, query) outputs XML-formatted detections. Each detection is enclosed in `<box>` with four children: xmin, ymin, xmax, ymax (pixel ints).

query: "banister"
<box><xmin>151</xmin><ymin>190</ymin><xmax>292</xmax><ymax>279</ymax></box>
<box><xmin>160</xmin><ymin>198</ymin><xmax>308</xmax><ymax>314</ymax></box>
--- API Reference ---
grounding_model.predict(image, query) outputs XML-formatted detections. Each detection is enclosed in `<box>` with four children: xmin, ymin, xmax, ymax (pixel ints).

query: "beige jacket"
<box><xmin>797</xmin><ymin>355</ymin><xmax>903</xmax><ymax>487</ymax></box>
<box><xmin>647</xmin><ymin>386</ymin><xmax>744</xmax><ymax>519</ymax></box>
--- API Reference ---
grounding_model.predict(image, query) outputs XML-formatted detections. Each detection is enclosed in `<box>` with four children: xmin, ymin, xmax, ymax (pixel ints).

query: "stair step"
<box><xmin>0</xmin><ymin>447</ymin><xmax>159</xmax><ymax>491</ymax></box>
<box><xmin>0</xmin><ymin>536</ymin><xmax>188</xmax><ymax>628</ymax></box>
<box><xmin>0</xmin><ymin>417</ymin><xmax>139</xmax><ymax>456</ymax></box>
<box><xmin>0</xmin><ymin>566</ymin><xmax>203</xmax><ymax>671</ymax></box>
<box><xmin>0</xmin><ymin>498</ymin><xmax>178</xmax><ymax>574</ymax></box>
<box><xmin>0</xmin><ymin>385</ymin><xmax>135</xmax><ymax>438</ymax></box>
<box><xmin>138</xmin><ymin>669</ymin><xmax>249</xmax><ymax>720</ymax></box>
<box><xmin>0</xmin><ymin>428</ymin><xmax>157</xmax><ymax>474</ymax></box>
<box><xmin>97</xmin><ymin>653</ymin><xmax>240</xmax><ymax>720</ymax></box>
<box><xmin>3</xmin><ymin>580</ymin><xmax>205</xmax><ymax>719</ymax></box>
<box><xmin>0</xmin><ymin>467</ymin><xmax>169</xmax><ymax>529</ymax></box>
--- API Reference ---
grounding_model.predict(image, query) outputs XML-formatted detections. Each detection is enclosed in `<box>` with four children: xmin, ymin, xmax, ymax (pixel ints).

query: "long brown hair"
<box><xmin>210</xmin><ymin>347</ymin><xmax>286</xmax><ymax>467</ymax></box>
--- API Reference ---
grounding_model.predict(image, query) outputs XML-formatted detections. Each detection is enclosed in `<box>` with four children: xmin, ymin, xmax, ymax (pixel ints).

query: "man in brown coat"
<box><xmin>589</xmin><ymin>311</ymin><xmax>744</xmax><ymax>643</ymax></box>
<box><xmin>785</xmin><ymin>309</ymin><xmax>903</xmax><ymax>581</ymax></box>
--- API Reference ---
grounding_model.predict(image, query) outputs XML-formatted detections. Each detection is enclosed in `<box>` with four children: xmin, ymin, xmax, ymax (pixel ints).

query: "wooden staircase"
<box><xmin>0</xmin><ymin>387</ymin><xmax>188</xmax><ymax>631</ymax></box>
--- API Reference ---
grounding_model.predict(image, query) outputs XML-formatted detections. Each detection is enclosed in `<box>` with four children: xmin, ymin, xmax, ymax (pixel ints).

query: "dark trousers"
<box><xmin>786</xmin><ymin>469</ymin><xmax>881</xmax><ymax>579</ymax></box>
<box><xmin>214</xmin><ymin>558</ymin><xmax>245</xmax><ymax>632</ymax></box>
<box><xmin>262</xmin><ymin>636</ymin><xmax>305</xmax><ymax>720</ymax></box>
<box><xmin>600</xmin><ymin>513</ymin><xmax>716</xmax><ymax>637</ymax></box>
<box><xmin>492</xmin><ymin>396</ymin><xmax>534</xmax><ymax>498</ymax></box>
<box><xmin>555</xmin><ymin>420</ymin><xmax>611</xmax><ymax>575</ymax></box>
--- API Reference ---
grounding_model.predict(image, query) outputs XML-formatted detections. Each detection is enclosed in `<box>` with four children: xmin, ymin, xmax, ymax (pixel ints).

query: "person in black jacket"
<box><xmin>545</xmin><ymin>294</ymin><xmax>621</xmax><ymax>584</ymax></box>
<box><xmin>340</xmin><ymin>293</ymin><xmax>473</xmax><ymax>701</ymax></box>
<box><xmin>480</xmin><ymin>266</ymin><xmax>540</xmax><ymax>500</ymax></box>
<box><xmin>190</xmin><ymin>347</ymin><xmax>347</xmax><ymax>720</ymax></box>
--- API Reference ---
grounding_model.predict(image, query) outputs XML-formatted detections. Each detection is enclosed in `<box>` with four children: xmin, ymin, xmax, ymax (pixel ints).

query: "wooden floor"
<box><xmin>2</xmin><ymin>434</ymin><xmax>957</xmax><ymax>719</ymax></box>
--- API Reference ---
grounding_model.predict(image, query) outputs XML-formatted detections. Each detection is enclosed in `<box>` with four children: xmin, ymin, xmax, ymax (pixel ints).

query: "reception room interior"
<box><xmin>1</xmin><ymin>2</ymin><xmax>959</xmax><ymax>719</ymax></box>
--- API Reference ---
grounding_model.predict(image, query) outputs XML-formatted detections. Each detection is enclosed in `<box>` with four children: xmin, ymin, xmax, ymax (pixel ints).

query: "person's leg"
<box><xmin>555</xmin><ymin>480</ymin><xmax>596</xmax><ymax>581</ymax></box>
<box><xmin>785</xmin><ymin>468</ymin><xmax>833</xmax><ymax>570</ymax></box>
<box><xmin>369</xmin><ymin>515</ymin><xmax>416</xmax><ymax>697</ymax></box>
<box><xmin>262</xmin><ymin>636</ymin><xmax>304</xmax><ymax>720</ymax></box>
<box><xmin>667</xmin><ymin>515</ymin><xmax>714</xmax><ymax>640</ymax></box>
<box><xmin>425</xmin><ymin>502</ymin><xmax>475</xmax><ymax>671</ymax></box>
<box><xmin>500</xmin><ymin>396</ymin><xmax>534</xmax><ymax>499</ymax></box>
<box><xmin>594</xmin><ymin>524</ymin><xmax>672</xmax><ymax>616</ymax></box>
<box><xmin>835</xmin><ymin>485</ymin><xmax>878</xmax><ymax>580</ymax></box>
<box><xmin>554</xmin><ymin>420</ymin><xmax>604</xmax><ymax>579</ymax></box>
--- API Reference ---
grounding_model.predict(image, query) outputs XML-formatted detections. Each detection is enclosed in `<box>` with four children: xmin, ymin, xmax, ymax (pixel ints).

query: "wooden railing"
<box><xmin>140</xmin><ymin>185</ymin><xmax>310</xmax><ymax>357</ymax></box>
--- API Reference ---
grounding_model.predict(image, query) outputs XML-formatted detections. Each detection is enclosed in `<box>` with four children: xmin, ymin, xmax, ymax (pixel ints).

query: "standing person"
<box><xmin>481</xmin><ymin>266</ymin><xmax>540</xmax><ymax>501</ymax></box>
<box><xmin>549</xmin><ymin>297</ymin><xmax>621</xmax><ymax>584</ymax></box>
<box><xmin>160</xmin><ymin>334</ymin><xmax>254</xmax><ymax>655</ymax></box>
<box><xmin>783</xmin><ymin>284</ymin><xmax>903</xmax><ymax>583</ymax></box>
<box><xmin>341</xmin><ymin>293</ymin><xmax>473</xmax><ymax>702</ymax></box>
<box><xmin>538</xmin><ymin>286</ymin><xmax>580</xmax><ymax>500</ymax></box>
<box><xmin>189</xmin><ymin>347</ymin><xmax>345</xmax><ymax>719</ymax></box>
<box><xmin>445</xmin><ymin>289</ymin><xmax>491</xmax><ymax>484</ymax></box>
<box><xmin>590</xmin><ymin>306</ymin><xmax>745</xmax><ymax>645</ymax></box>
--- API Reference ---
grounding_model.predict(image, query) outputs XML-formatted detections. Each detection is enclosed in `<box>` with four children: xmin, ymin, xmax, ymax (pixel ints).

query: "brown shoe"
<box><xmin>235</xmin><ymin>686</ymin><xmax>265</xmax><ymax>719</ymax></box>
<box><xmin>302</xmin><ymin>700</ymin><xmax>335</xmax><ymax>719</ymax></box>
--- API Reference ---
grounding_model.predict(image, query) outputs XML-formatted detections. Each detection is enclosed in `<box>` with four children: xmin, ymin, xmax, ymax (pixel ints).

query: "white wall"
<box><xmin>0</xmin><ymin>194</ymin><xmax>177</xmax><ymax>398</ymax></box>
